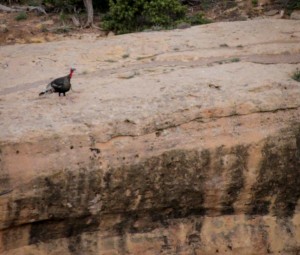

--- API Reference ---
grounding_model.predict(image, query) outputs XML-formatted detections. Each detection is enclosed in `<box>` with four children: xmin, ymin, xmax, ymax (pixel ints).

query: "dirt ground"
<box><xmin>0</xmin><ymin>11</ymin><xmax>104</xmax><ymax>45</ymax></box>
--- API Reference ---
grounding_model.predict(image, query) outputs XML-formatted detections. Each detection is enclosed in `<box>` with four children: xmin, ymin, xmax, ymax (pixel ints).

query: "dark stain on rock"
<box><xmin>0</xmin><ymin>147</ymin><xmax>12</xmax><ymax>198</ymax></box>
<box><xmin>161</xmin><ymin>235</ymin><xmax>171</xmax><ymax>250</ymax></box>
<box><xmin>195</xmin><ymin>220</ymin><xmax>203</xmax><ymax>232</ymax></box>
<box><xmin>155</xmin><ymin>131</ymin><xmax>162</xmax><ymax>137</ymax></box>
<box><xmin>90</xmin><ymin>148</ymin><xmax>101</xmax><ymax>154</ymax></box>
<box><xmin>0</xmin><ymin>189</ymin><xmax>13</xmax><ymax>196</ymax></box>
<box><xmin>103</xmin><ymin>171</ymin><xmax>112</xmax><ymax>189</ymax></box>
<box><xmin>97</xmin><ymin>149</ymin><xmax>209</xmax><ymax>221</ymax></box>
<box><xmin>6</xmin><ymin>169</ymin><xmax>102</xmax><ymax>231</ymax></box>
<box><xmin>0</xmin><ymin>175</ymin><xmax>11</xmax><ymax>194</ymax></box>
<box><xmin>112</xmin><ymin>216</ymin><xmax>128</xmax><ymax>255</ymax></box>
<box><xmin>108</xmin><ymin>149</ymin><xmax>209</xmax><ymax>222</ymax></box>
<box><xmin>187</xmin><ymin>233</ymin><xmax>200</xmax><ymax>245</ymax></box>
<box><xmin>113</xmin><ymin>211</ymin><xmax>138</xmax><ymax>235</ymax></box>
<box><xmin>6</xmin><ymin>130</ymin><xmax>299</xmax><ymax>253</ymax></box>
<box><xmin>68</xmin><ymin>235</ymin><xmax>82</xmax><ymax>255</ymax></box>
<box><xmin>4</xmin><ymin>199</ymin><xmax>22</xmax><ymax>228</ymax></box>
<box><xmin>29</xmin><ymin>219</ymin><xmax>65</xmax><ymax>244</ymax></box>
<box><xmin>248</xmin><ymin>200</ymin><xmax>271</xmax><ymax>215</ymax></box>
<box><xmin>247</xmin><ymin>128</ymin><xmax>300</xmax><ymax>217</ymax></box>
<box><xmin>187</xmin><ymin>218</ymin><xmax>203</xmax><ymax>248</ymax></box>
<box><xmin>29</xmin><ymin>215</ymin><xmax>101</xmax><ymax>245</ymax></box>
<box><xmin>221</xmin><ymin>145</ymin><xmax>249</xmax><ymax>215</ymax></box>
<box><xmin>2</xmin><ymin>167</ymin><xmax>103</xmax><ymax>251</ymax></box>
<box><xmin>94</xmin><ymin>149</ymin><xmax>210</xmax><ymax>236</ymax></box>
<box><xmin>1</xmin><ymin>224</ymin><xmax>28</xmax><ymax>252</ymax></box>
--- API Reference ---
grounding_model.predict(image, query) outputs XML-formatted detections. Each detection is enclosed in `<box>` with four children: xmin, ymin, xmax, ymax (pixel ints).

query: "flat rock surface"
<box><xmin>0</xmin><ymin>19</ymin><xmax>300</xmax><ymax>143</ymax></box>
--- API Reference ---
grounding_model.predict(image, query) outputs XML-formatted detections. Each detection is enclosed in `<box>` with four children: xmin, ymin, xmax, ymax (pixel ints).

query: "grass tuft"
<box><xmin>292</xmin><ymin>69</ymin><xmax>300</xmax><ymax>82</ymax></box>
<box><xmin>15</xmin><ymin>12</ymin><xmax>28</xmax><ymax>21</ymax></box>
<box><xmin>230</xmin><ymin>58</ymin><xmax>240</xmax><ymax>62</ymax></box>
<box><xmin>252</xmin><ymin>0</ymin><xmax>258</xmax><ymax>6</ymax></box>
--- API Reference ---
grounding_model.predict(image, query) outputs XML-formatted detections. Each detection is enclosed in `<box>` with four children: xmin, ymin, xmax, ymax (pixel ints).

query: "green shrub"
<box><xmin>102</xmin><ymin>0</ymin><xmax>187</xmax><ymax>34</ymax></box>
<box><xmin>59</xmin><ymin>11</ymin><xmax>68</xmax><ymax>22</ymax></box>
<box><xmin>93</xmin><ymin>0</ymin><xmax>110</xmax><ymax>12</ymax></box>
<box><xmin>143</xmin><ymin>0</ymin><xmax>186</xmax><ymax>26</ymax></box>
<box><xmin>287</xmin><ymin>0</ymin><xmax>300</xmax><ymax>10</ymax></box>
<box><xmin>43</xmin><ymin>0</ymin><xmax>82</xmax><ymax>12</ymax></box>
<box><xmin>292</xmin><ymin>69</ymin><xmax>300</xmax><ymax>82</ymax></box>
<box><xmin>186</xmin><ymin>12</ymin><xmax>210</xmax><ymax>25</ymax></box>
<box><xmin>15</xmin><ymin>12</ymin><xmax>28</xmax><ymax>21</ymax></box>
<box><xmin>27</xmin><ymin>0</ymin><xmax>42</xmax><ymax>6</ymax></box>
<box><xmin>230</xmin><ymin>57</ymin><xmax>240</xmax><ymax>62</ymax></box>
<box><xmin>252</xmin><ymin>0</ymin><xmax>258</xmax><ymax>6</ymax></box>
<box><xmin>271</xmin><ymin>0</ymin><xmax>300</xmax><ymax>11</ymax></box>
<box><xmin>53</xmin><ymin>25</ymin><xmax>72</xmax><ymax>33</ymax></box>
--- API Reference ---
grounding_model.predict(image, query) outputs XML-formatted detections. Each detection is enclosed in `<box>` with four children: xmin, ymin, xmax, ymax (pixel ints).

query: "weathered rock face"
<box><xmin>0</xmin><ymin>20</ymin><xmax>300</xmax><ymax>255</ymax></box>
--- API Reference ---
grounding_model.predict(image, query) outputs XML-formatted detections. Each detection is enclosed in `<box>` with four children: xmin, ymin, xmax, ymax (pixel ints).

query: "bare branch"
<box><xmin>71</xmin><ymin>15</ymin><xmax>81</xmax><ymax>27</ymax></box>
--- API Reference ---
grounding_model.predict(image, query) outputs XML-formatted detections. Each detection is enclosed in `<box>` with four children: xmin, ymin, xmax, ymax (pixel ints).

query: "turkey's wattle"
<box><xmin>39</xmin><ymin>68</ymin><xmax>76</xmax><ymax>97</ymax></box>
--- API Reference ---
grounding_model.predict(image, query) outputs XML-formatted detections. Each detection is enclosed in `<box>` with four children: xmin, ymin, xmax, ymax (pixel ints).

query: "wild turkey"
<box><xmin>39</xmin><ymin>68</ymin><xmax>76</xmax><ymax>97</ymax></box>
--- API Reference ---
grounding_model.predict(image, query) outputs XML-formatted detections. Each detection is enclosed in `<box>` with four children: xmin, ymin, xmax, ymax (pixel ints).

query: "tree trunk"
<box><xmin>83</xmin><ymin>0</ymin><xmax>94</xmax><ymax>27</ymax></box>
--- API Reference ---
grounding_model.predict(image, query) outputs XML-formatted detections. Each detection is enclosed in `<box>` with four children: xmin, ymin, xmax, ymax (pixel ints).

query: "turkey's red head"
<box><xmin>69</xmin><ymin>68</ymin><xmax>76</xmax><ymax>78</ymax></box>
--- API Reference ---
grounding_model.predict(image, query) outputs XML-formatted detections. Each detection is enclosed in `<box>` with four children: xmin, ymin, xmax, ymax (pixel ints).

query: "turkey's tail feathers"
<box><xmin>39</xmin><ymin>86</ymin><xmax>53</xmax><ymax>96</ymax></box>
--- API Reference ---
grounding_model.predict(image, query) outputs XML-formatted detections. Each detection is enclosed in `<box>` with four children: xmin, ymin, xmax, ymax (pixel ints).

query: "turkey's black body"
<box><xmin>49</xmin><ymin>75</ymin><xmax>71</xmax><ymax>96</ymax></box>
<box><xmin>39</xmin><ymin>68</ymin><xmax>75</xmax><ymax>97</ymax></box>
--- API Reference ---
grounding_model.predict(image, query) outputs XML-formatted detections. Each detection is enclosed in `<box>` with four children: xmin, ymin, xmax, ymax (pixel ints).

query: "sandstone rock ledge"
<box><xmin>0</xmin><ymin>19</ymin><xmax>300</xmax><ymax>255</ymax></box>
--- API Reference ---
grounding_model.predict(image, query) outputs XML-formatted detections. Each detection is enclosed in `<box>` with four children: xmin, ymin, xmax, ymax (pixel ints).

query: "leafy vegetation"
<box><xmin>185</xmin><ymin>12</ymin><xmax>210</xmax><ymax>25</ymax></box>
<box><xmin>292</xmin><ymin>69</ymin><xmax>300</xmax><ymax>82</ymax></box>
<box><xmin>270</xmin><ymin>0</ymin><xmax>300</xmax><ymax>12</ymax></box>
<box><xmin>102</xmin><ymin>0</ymin><xmax>187</xmax><ymax>34</ymax></box>
<box><xmin>287</xmin><ymin>0</ymin><xmax>300</xmax><ymax>10</ymax></box>
<box><xmin>59</xmin><ymin>11</ymin><xmax>69</xmax><ymax>23</ymax></box>
<box><xmin>43</xmin><ymin>0</ymin><xmax>82</xmax><ymax>11</ymax></box>
<box><xmin>196</xmin><ymin>0</ymin><xmax>236</xmax><ymax>11</ymax></box>
<box><xmin>101</xmin><ymin>0</ymin><xmax>210</xmax><ymax>34</ymax></box>
<box><xmin>230</xmin><ymin>57</ymin><xmax>240</xmax><ymax>62</ymax></box>
<box><xmin>143</xmin><ymin>0</ymin><xmax>187</xmax><ymax>26</ymax></box>
<box><xmin>27</xmin><ymin>0</ymin><xmax>42</xmax><ymax>6</ymax></box>
<box><xmin>15</xmin><ymin>12</ymin><xmax>28</xmax><ymax>21</ymax></box>
<box><xmin>53</xmin><ymin>25</ymin><xmax>73</xmax><ymax>33</ymax></box>
<box><xmin>251</xmin><ymin>0</ymin><xmax>258</xmax><ymax>6</ymax></box>
<box><xmin>12</xmin><ymin>0</ymin><xmax>297</xmax><ymax>36</ymax></box>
